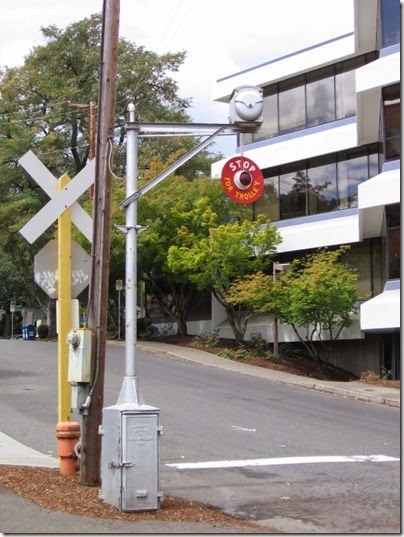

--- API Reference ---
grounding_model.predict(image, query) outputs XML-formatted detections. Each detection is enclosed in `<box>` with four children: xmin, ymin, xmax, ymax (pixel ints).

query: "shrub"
<box><xmin>249</xmin><ymin>332</ymin><xmax>269</xmax><ymax>355</ymax></box>
<box><xmin>138</xmin><ymin>324</ymin><xmax>159</xmax><ymax>340</ymax></box>
<box><xmin>218</xmin><ymin>346</ymin><xmax>251</xmax><ymax>361</ymax></box>
<box><xmin>360</xmin><ymin>370</ymin><xmax>380</xmax><ymax>382</ymax></box>
<box><xmin>191</xmin><ymin>330</ymin><xmax>220</xmax><ymax>348</ymax></box>
<box><xmin>37</xmin><ymin>323</ymin><xmax>49</xmax><ymax>339</ymax></box>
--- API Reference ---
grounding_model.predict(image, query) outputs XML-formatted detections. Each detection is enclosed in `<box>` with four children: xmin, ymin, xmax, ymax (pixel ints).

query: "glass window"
<box><xmin>306</xmin><ymin>75</ymin><xmax>335</xmax><ymax>127</ymax></box>
<box><xmin>254</xmin><ymin>92</ymin><xmax>278</xmax><ymax>141</ymax></box>
<box><xmin>308</xmin><ymin>161</ymin><xmax>338</xmax><ymax>215</ymax></box>
<box><xmin>338</xmin><ymin>153</ymin><xmax>368</xmax><ymax>209</ymax></box>
<box><xmin>279</xmin><ymin>169</ymin><xmax>307</xmax><ymax>219</ymax></box>
<box><xmin>386</xmin><ymin>204</ymin><xmax>400</xmax><ymax>279</ymax></box>
<box><xmin>383</xmin><ymin>84</ymin><xmax>400</xmax><ymax>161</ymax></box>
<box><xmin>254</xmin><ymin>176</ymin><xmax>280</xmax><ymax>221</ymax></box>
<box><xmin>368</xmin><ymin>152</ymin><xmax>380</xmax><ymax>178</ymax></box>
<box><xmin>335</xmin><ymin>70</ymin><xmax>356</xmax><ymax>119</ymax></box>
<box><xmin>279</xmin><ymin>81</ymin><xmax>305</xmax><ymax>134</ymax></box>
<box><xmin>380</xmin><ymin>0</ymin><xmax>400</xmax><ymax>48</ymax></box>
<box><xmin>257</xmin><ymin>146</ymin><xmax>380</xmax><ymax>221</ymax></box>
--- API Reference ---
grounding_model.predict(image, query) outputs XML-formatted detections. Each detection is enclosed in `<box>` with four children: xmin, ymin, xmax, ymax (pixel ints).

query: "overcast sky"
<box><xmin>0</xmin><ymin>0</ymin><xmax>354</xmax><ymax>155</ymax></box>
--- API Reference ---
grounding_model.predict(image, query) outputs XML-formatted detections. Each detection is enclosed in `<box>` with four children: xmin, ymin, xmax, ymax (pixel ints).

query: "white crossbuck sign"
<box><xmin>18</xmin><ymin>151</ymin><xmax>95</xmax><ymax>244</ymax></box>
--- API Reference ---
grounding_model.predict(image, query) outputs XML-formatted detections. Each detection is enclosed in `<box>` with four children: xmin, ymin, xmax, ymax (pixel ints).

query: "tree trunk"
<box><xmin>47</xmin><ymin>299</ymin><xmax>57</xmax><ymax>339</ymax></box>
<box><xmin>176</xmin><ymin>314</ymin><xmax>188</xmax><ymax>335</ymax></box>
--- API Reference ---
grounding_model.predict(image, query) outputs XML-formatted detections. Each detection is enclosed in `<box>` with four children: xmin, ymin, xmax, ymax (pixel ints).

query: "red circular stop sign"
<box><xmin>221</xmin><ymin>156</ymin><xmax>264</xmax><ymax>204</ymax></box>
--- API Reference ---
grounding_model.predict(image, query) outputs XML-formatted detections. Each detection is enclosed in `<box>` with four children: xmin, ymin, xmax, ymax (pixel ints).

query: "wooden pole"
<box><xmin>89</xmin><ymin>101</ymin><xmax>96</xmax><ymax>200</ymax></box>
<box><xmin>57</xmin><ymin>173</ymin><xmax>72</xmax><ymax>423</ymax></box>
<box><xmin>80</xmin><ymin>0</ymin><xmax>120</xmax><ymax>485</ymax></box>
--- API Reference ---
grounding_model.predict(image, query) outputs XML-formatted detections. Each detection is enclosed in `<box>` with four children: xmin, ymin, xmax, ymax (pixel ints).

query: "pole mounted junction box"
<box><xmin>67</xmin><ymin>328</ymin><xmax>92</xmax><ymax>383</ymax></box>
<box><xmin>67</xmin><ymin>328</ymin><xmax>92</xmax><ymax>411</ymax></box>
<box><xmin>99</xmin><ymin>403</ymin><xmax>163</xmax><ymax>511</ymax></box>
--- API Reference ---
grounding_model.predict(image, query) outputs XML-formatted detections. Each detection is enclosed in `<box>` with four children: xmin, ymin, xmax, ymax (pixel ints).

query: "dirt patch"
<box><xmin>0</xmin><ymin>465</ymin><xmax>264</xmax><ymax>530</ymax></box>
<box><xmin>146</xmin><ymin>334</ymin><xmax>400</xmax><ymax>389</ymax></box>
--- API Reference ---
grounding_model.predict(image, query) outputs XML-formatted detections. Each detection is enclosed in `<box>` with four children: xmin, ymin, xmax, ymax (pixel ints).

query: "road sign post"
<box><xmin>18</xmin><ymin>152</ymin><xmax>94</xmax><ymax>465</ymax></box>
<box><xmin>57</xmin><ymin>173</ymin><xmax>72</xmax><ymax>423</ymax></box>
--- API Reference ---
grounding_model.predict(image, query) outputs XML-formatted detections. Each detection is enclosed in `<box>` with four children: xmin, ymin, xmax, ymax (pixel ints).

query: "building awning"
<box><xmin>360</xmin><ymin>282</ymin><xmax>400</xmax><ymax>332</ymax></box>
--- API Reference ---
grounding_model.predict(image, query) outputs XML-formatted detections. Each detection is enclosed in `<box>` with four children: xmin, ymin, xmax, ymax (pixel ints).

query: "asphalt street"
<box><xmin>0</xmin><ymin>339</ymin><xmax>400</xmax><ymax>533</ymax></box>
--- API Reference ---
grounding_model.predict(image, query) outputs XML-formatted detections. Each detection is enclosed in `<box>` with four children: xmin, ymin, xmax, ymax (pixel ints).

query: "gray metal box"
<box><xmin>99</xmin><ymin>403</ymin><xmax>162</xmax><ymax>511</ymax></box>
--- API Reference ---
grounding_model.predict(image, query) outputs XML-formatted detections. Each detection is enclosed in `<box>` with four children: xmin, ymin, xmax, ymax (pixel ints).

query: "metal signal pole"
<box><xmin>80</xmin><ymin>0</ymin><xmax>120</xmax><ymax>486</ymax></box>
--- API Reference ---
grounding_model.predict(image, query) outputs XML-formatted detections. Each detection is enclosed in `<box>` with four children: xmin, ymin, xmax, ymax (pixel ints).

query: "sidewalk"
<box><xmin>0</xmin><ymin>341</ymin><xmax>399</xmax><ymax>533</ymax></box>
<box><xmin>136</xmin><ymin>340</ymin><xmax>400</xmax><ymax>408</ymax></box>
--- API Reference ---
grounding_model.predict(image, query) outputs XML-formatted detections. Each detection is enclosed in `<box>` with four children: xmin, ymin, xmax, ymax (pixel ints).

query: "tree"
<box><xmin>0</xmin><ymin>14</ymin><xmax>202</xmax><ymax>329</ymax></box>
<box><xmin>168</xmin><ymin>215</ymin><xmax>282</xmax><ymax>343</ymax></box>
<box><xmin>227</xmin><ymin>246</ymin><xmax>360</xmax><ymax>367</ymax></box>
<box><xmin>116</xmin><ymin>154</ymin><xmax>247</xmax><ymax>335</ymax></box>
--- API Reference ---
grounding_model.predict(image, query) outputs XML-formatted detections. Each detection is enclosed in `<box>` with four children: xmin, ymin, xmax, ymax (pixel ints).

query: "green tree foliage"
<box><xmin>118</xmin><ymin>154</ymin><xmax>247</xmax><ymax>335</ymax></box>
<box><xmin>0</xmin><ymin>14</ymin><xmax>212</xmax><ymax>333</ymax></box>
<box><xmin>227</xmin><ymin>246</ymin><xmax>360</xmax><ymax>366</ymax></box>
<box><xmin>168</xmin><ymin>215</ymin><xmax>282</xmax><ymax>342</ymax></box>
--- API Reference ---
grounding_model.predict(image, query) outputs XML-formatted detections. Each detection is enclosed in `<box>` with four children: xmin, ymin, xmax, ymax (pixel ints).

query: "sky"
<box><xmin>0</xmin><ymin>0</ymin><xmax>354</xmax><ymax>156</ymax></box>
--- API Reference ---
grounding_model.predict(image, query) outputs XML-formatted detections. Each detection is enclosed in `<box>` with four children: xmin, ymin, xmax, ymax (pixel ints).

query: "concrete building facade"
<box><xmin>208</xmin><ymin>0</ymin><xmax>400</xmax><ymax>378</ymax></box>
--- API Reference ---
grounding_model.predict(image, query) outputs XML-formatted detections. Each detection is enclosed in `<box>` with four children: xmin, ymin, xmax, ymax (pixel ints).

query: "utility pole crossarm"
<box><xmin>121</xmin><ymin>124</ymin><xmax>227</xmax><ymax>209</ymax></box>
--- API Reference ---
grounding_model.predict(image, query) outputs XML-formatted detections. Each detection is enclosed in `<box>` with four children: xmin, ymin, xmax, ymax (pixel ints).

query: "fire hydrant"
<box><xmin>56</xmin><ymin>421</ymin><xmax>80</xmax><ymax>476</ymax></box>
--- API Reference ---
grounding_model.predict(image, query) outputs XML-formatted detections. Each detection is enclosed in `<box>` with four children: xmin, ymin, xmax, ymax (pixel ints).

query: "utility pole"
<box><xmin>68</xmin><ymin>101</ymin><xmax>97</xmax><ymax>199</ymax></box>
<box><xmin>80</xmin><ymin>0</ymin><xmax>120</xmax><ymax>486</ymax></box>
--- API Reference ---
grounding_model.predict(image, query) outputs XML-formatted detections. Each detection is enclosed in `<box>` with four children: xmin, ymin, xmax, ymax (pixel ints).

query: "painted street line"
<box><xmin>232</xmin><ymin>425</ymin><xmax>257</xmax><ymax>432</ymax></box>
<box><xmin>166</xmin><ymin>454</ymin><xmax>399</xmax><ymax>470</ymax></box>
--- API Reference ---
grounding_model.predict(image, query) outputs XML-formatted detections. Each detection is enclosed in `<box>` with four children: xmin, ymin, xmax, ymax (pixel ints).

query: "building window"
<box><xmin>380</xmin><ymin>0</ymin><xmax>400</xmax><ymax>48</ymax></box>
<box><xmin>383</xmin><ymin>84</ymin><xmax>400</xmax><ymax>161</ymax></box>
<box><xmin>306</xmin><ymin>73</ymin><xmax>336</xmax><ymax>127</ymax></box>
<box><xmin>386</xmin><ymin>204</ymin><xmax>400</xmax><ymax>279</ymax></box>
<box><xmin>278</xmin><ymin>79</ymin><xmax>306</xmax><ymax>134</ymax></box>
<box><xmin>308</xmin><ymin>161</ymin><xmax>338</xmax><ymax>214</ymax></box>
<box><xmin>338</xmin><ymin>152</ymin><xmax>369</xmax><ymax>209</ymax></box>
<box><xmin>242</xmin><ymin>53</ymin><xmax>376</xmax><ymax>146</ymax></box>
<box><xmin>254</xmin><ymin>91</ymin><xmax>278</xmax><ymax>141</ymax></box>
<box><xmin>254</xmin><ymin>176</ymin><xmax>279</xmax><ymax>221</ymax></box>
<box><xmin>257</xmin><ymin>144</ymin><xmax>381</xmax><ymax>222</ymax></box>
<box><xmin>335</xmin><ymin>69</ymin><xmax>356</xmax><ymax>119</ymax></box>
<box><xmin>279</xmin><ymin>169</ymin><xmax>307</xmax><ymax>219</ymax></box>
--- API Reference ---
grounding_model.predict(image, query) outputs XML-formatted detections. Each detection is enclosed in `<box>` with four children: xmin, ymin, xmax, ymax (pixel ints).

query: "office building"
<box><xmin>210</xmin><ymin>0</ymin><xmax>400</xmax><ymax>378</ymax></box>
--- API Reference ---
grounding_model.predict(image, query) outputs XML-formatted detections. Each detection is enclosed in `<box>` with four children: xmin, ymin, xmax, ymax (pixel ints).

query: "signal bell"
<box><xmin>229</xmin><ymin>85</ymin><xmax>263</xmax><ymax>128</ymax></box>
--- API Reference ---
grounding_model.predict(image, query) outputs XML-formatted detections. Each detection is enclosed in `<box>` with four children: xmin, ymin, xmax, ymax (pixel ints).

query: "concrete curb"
<box><xmin>135</xmin><ymin>341</ymin><xmax>400</xmax><ymax>409</ymax></box>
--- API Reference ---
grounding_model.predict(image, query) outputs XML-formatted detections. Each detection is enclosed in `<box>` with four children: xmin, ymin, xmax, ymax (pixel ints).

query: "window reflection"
<box><xmin>383</xmin><ymin>84</ymin><xmax>400</xmax><ymax>161</ymax></box>
<box><xmin>255</xmin><ymin>92</ymin><xmax>278</xmax><ymax>141</ymax></box>
<box><xmin>280</xmin><ymin>170</ymin><xmax>307</xmax><ymax>219</ymax></box>
<box><xmin>252</xmin><ymin>146</ymin><xmax>380</xmax><ymax>221</ymax></box>
<box><xmin>381</xmin><ymin>0</ymin><xmax>400</xmax><ymax>47</ymax></box>
<box><xmin>279</xmin><ymin>84</ymin><xmax>305</xmax><ymax>134</ymax></box>
<box><xmin>386</xmin><ymin>204</ymin><xmax>400</xmax><ymax>279</ymax></box>
<box><xmin>246</xmin><ymin>54</ymin><xmax>374</xmax><ymax>145</ymax></box>
<box><xmin>254</xmin><ymin>177</ymin><xmax>279</xmax><ymax>221</ymax></box>
<box><xmin>335</xmin><ymin>70</ymin><xmax>356</xmax><ymax>119</ymax></box>
<box><xmin>309</xmin><ymin>162</ymin><xmax>338</xmax><ymax>214</ymax></box>
<box><xmin>306</xmin><ymin>75</ymin><xmax>335</xmax><ymax>127</ymax></box>
<box><xmin>338</xmin><ymin>154</ymin><xmax>367</xmax><ymax>209</ymax></box>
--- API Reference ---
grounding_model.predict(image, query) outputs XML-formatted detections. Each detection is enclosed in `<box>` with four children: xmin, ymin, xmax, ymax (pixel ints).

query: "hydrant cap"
<box><xmin>56</xmin><ymin>421</ymin><xmax>81</xmax><ymax>437</ymax></box>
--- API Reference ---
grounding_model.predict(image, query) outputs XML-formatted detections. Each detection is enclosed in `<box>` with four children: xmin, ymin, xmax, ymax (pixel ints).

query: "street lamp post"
<box><xmin>273</xmin><ymin>262</ymin><xmax>291</xmax><ymax>359</ymax></box>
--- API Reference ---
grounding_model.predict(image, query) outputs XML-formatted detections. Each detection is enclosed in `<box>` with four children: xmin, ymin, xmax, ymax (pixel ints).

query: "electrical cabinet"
<box><xmin>100</xmin><ymin>403</ymin><xmax>162</xmax><ymax>511</ymax></box>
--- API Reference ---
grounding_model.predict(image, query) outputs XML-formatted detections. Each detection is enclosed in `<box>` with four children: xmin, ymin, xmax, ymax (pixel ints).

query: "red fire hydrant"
<box><xmin>56</xmin><ymin>421</ymin><xmax>81</xmax><ymax>476</ymax></box>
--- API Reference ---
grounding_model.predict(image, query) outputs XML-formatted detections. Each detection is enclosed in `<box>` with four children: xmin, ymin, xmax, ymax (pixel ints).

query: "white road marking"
<box><xmin>166</xmin><ymin>454</ymin><xmax>399</xmax><ymax>470</ymax></box>
<box><xmin>232</xmin><ymin>425</ymin><xmax>256</xmax><ymax>432</ymax></box>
